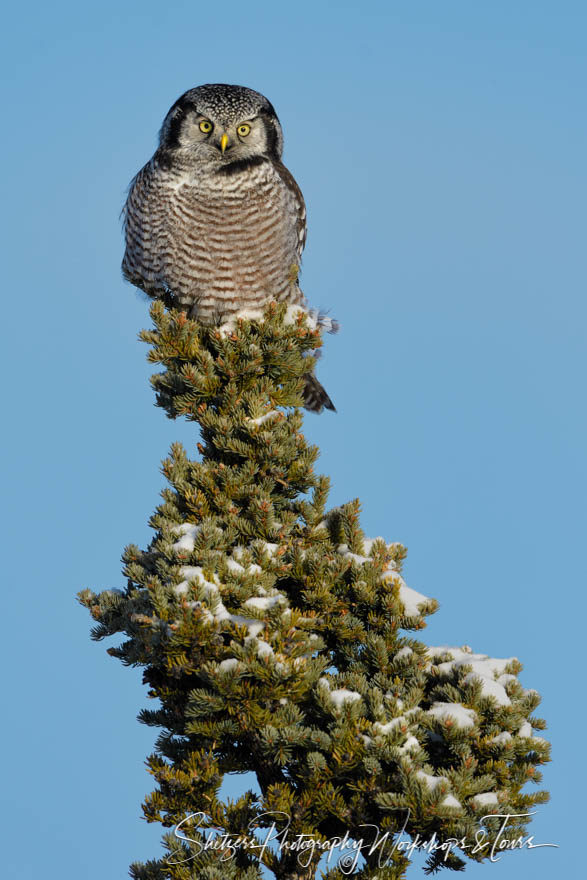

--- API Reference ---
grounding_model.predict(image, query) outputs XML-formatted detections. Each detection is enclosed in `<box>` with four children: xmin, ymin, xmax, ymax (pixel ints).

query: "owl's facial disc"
<box><xmin>174</xmin><ymin>111</ymin><xmax>270</xmax><ymax>163</ymax></box>
<box><xmin>168</xmin><ymin>108</ymin><xmax>268</xmax><ymax>165</ymax></box>
<box><xmin>158</xmin><ymin>85</ymin><xmax>284</xmax><ymax>161</ymax></box>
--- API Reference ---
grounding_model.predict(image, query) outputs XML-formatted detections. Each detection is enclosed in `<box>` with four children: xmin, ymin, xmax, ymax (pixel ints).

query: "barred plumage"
<box><xmin>122</xmin><ymin>84</ymin><xmax>334</xmax><ymax>413</ymax></box>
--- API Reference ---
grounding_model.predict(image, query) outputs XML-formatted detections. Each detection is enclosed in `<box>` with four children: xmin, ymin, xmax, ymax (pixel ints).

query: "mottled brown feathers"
<box><xmin>122</xmin><ymin>83</ymin><xmax>334</xmax><ymax>412</ymax></box>
<box><xmin>123</xmin><ymin>155</ymin><xmax>306</xmax><ymax>323</ymax></box>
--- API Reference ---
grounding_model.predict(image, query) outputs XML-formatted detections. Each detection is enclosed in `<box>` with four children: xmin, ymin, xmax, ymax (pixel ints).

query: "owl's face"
<box><xmin>158</xmin><ymin>84</ymin><xmax>284</xmax><ymax>167</ymax></box>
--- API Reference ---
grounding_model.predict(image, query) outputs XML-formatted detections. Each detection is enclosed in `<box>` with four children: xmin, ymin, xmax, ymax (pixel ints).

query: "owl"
<box><xmin>122</xmin><ymin>83</ymin><xmax>334</xmax><ymax>413</ymax></box>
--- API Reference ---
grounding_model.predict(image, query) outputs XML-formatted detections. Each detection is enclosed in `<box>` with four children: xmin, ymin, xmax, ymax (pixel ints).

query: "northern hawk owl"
<box><xmin>122</xmin><ymin>83</ymin><xmax>334</xmax><ymax>413</ymax></box>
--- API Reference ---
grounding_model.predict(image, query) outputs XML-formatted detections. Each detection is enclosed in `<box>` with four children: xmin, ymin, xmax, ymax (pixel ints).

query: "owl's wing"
<box><xmin>121</xmin><ymin>160</ymin><xmax>176</xmax><ymax>301</ymax></box>
<box><xmin>274</xmin><ymin>161</ymin><xmax>307</xmax><ymax>261</ymax></box>
<box><xmin>122</xmin><ymin>163</ymin><xmax>150</xmax><ymax>234</ymax></box>
<box><xmin>121</xmin><ymin>162</ymin><xmax>152</xmax><ymax>289</ymax></box>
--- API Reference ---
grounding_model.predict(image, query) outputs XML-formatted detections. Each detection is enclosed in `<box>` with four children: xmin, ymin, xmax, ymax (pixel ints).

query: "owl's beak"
<box><xmin>220</xmin><ymin>133</ymin><xmax>229</xmax><ymax>155</ymax></box>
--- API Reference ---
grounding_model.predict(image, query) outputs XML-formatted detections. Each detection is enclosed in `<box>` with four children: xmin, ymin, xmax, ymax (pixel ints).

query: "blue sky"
<box><xmin>1</xmin><ymin>1</ymin><xmax>584</xmax><ymax>877</ymax></box>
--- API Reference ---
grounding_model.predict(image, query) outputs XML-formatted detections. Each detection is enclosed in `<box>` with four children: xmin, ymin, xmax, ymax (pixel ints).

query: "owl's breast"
<box><xmin>123</xmin><ymin>158</ymin><xmax>305</xmax><ymax>322</ymax></box>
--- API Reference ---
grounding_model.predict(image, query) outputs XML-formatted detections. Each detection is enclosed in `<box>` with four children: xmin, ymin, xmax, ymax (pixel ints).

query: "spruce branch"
<box><xmin>79</xmin><ymin>303</ymin><xmax>550</xmax><ymax>879</ymax></box>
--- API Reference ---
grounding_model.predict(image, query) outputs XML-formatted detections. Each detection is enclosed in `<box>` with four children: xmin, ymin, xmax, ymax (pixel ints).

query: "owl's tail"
<box><xmin>303</xmin><ymin>373</ymin><xmax>336</xmax><ymax>414</ymax></box>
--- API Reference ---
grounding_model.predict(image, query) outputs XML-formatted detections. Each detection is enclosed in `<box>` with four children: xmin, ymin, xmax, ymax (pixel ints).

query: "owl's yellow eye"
<box><xmin>237</xmin><ymin>123</ymin><xmax>251</xmax><ymax>137</ymax></box>
<box><xmin>199</xmin><ymin>120</ymin><xmax>213</xmax><ymax>134</ymax></box>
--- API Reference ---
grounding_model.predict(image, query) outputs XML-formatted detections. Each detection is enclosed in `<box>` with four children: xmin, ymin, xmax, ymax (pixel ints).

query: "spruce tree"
<box><xmin>79</xmin><ymin>302</ymin><xmax>550</xmax><ymax>880</ymax></box>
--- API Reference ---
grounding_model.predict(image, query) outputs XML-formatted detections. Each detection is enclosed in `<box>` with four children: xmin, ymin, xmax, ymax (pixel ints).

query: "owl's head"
<box><xmin>158</xmin><ymin>84</ymin><xmax>284</xmax><ymax>167</ymax></box>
